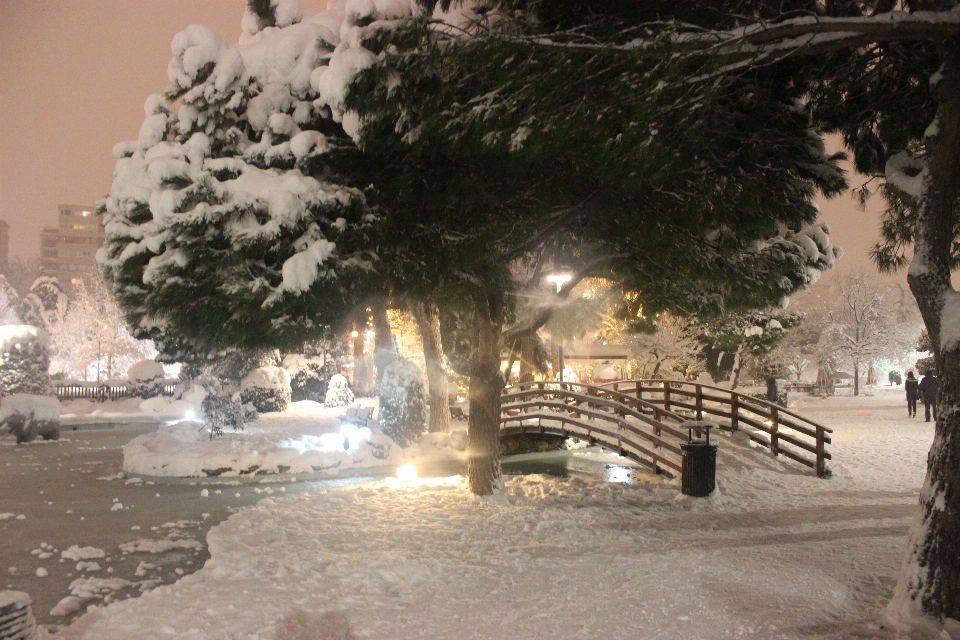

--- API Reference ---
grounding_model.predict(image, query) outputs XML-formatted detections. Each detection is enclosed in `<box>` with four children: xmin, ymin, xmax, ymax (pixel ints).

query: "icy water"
<box><xmin>1</xmin><ymin>429</ymin><xmax>647</xmax><ymax>632</ymax></box>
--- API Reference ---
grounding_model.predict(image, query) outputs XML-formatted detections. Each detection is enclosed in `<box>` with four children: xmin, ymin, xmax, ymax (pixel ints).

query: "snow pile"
<box><xmin>282</xmin><ymin>353</ymin><xmax>331</xmax><ymax>402</ymax></box>
<box><xmin>61</xmin><ymin>546</ymin><xmax>106</xmax><ymax>562</ymax></box>
<box><xmin>121</xmin><ymin>401</ymin><xmax>416</xmax><ymax>477</ymax></box>
<box><xmin>0</xmin><ymin>325</ymin><xmax>52</xmax><ymax>396</ymax></box>
<box><xmin>323</xmin><ymin>373</ymin><xmax>354</xmax><ymax>407</ymax></box>
<box><xmin>239</xmin><ymin>366</ymin><xmax>292</xmax><ymax>413</ymax></box>
<box><xmin>126</xmin><ymin>360</ymin><xmax>165</xmax><ymax>399</ymax></box>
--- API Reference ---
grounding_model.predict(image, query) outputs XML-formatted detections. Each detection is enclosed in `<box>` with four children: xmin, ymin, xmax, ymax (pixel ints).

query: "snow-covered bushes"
<box><xmin>377</xmin><ymin>359</ymin><xmax>428</xmax><ymax>448</ymax></box>
<box><xmin>282</xmin><ymin>354</ymin><xmax>337</xmax><ymax>403</ymax></box>
<box><xmin>240</xmin><ymin>366</ymin><xmax>292</xmax><ymax>413</ymax></box>
<box><xmin>0</xmin><ymin>394</ymin><xmax>60</xmax><ymax>443</ymax></box>
<box><xmin>127</xmin><ymin>360</ymin><xmax>165</xmax><ymax>398</ymax></box>
<box><xmin>201</xmin><ymin>393</ymin><xmax>258</xmax><ymax>440</ymax></box>
<box><xmin>323</xmin><ymin>373</ymin><xmax>354</xmax><ymax>408</ymax></box>
<box><xmin>0</xmin><ymin>325</ymin><xmax>52</xmax><ymax>396</ymax></box>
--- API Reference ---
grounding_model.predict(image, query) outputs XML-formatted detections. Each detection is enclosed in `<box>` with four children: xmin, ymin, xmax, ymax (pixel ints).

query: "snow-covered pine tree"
<box><xmin>18</xmin><ymin>277</ymin><xmax>66</xmax><ymax>332</ymax></box>
<box><xmin>0</xmin><ymin>326</ymin><xmax>53</xmax><ymax>397</ymax></box>
<box><xmin>0</xmin><ymin>275</ymin><xmax>21</xmax><ymax>325</ymax></box>
<box><xmin>98</xmin><ymin>1</ymin><xmax>380</xmax><ymax>364</ymax></box>
<box><xmin>377</xmin><ymin>358</ymin><xmax>428</xmax><ymax>448</ymax></box>
<box><xmin>323</xmin><ymin>373</ymin><xmax>354</xmax><ymax>408</ymax></box>
<box><xmin>103</xmin><ymin>0</ymin><xmax>844</xmax><ymax>498</ymax></box>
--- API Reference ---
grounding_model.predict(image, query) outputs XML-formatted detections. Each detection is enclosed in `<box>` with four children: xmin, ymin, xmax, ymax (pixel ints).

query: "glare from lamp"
<box><xmin>397</xmin><ymin>463</ymin><xmax>418</xmax><ymax>481</ymax></box>
<box><xmin>365</xmin><ymin>330</ymin><xmax>376</xmax><ymax>341</ymax></box>
<box><xmin>350</xmin><ymin>330</ymin><xmax>359</xmax><ymax>338</ymax></box>
<box><xmin>546</xmin><ymin>273</ymin><xmax>572</xmax><ymax>293</ymax></box>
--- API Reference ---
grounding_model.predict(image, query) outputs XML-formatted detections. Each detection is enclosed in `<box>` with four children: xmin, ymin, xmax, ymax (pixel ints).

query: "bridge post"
<box><xmin>770</xmin><ymin>405</ymin><xmax>779</xmax><ymax>456</ymax></box>
<box><xmin>816</xmin><ymin>427</ymin><xmax>826</xmax><ymax>477</ymax></box>
<box><xmin>663</xmin><ymin>381</ymin><xmax>671</xmax><ymax>412</ymax></box>
<box><xmin>695</xmin><ymin>385</ymin><xmax>703</xmax><ymax>420</ymax></box>
<box><xmin>730</xmin><ymin>394</ymin><xmax>739</xmax><ymax>431</ymax></box>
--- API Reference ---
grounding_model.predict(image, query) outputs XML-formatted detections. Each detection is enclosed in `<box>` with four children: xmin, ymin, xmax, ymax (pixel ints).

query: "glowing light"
<box><xmin>365</xmin><ymin>330</ymin><xmax>376</xmax><ymax>341</ymax></box>
<box><xmin>546</xmin><ymin>273</ymin><xmax>572</xmax><ymax>292</ymax></box>
<box><xmin>185</xmin><ymin>411</ymin><xmax>196</xmax><ymax>421</ymax></box>
<box><xmin>397</xmin><ymin>463</ymin><xmax>418</xmax><ymax>481</ymax></box>
<box><xmin>350</xmin><ymin>330</ymin><xmax>359</xmax><ymax>338</ymax></box>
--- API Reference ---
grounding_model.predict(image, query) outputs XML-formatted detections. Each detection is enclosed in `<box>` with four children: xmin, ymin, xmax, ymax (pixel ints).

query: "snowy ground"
<box><xmin>41</xmin><ymin>386</ymin><xmax>943</xmax><ymax>639</ymax></box>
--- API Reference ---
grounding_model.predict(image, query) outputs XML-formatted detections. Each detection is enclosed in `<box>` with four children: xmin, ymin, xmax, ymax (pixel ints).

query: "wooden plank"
<box><xmin>776</xmin><ymin>445</ymin><xmax>815</xmax><ymax>468</ymax></box>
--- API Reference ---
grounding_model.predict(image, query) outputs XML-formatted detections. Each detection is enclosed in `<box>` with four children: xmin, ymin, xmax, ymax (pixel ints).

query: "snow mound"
<box><xmin>0</xmin><ymin>394</ymin><xmax>60</xmax><ymax>422</ymax></box>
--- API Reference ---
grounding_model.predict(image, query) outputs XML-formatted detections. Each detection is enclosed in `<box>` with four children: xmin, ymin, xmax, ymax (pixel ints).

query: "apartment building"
<box><xmin>40</xmin><ymin>205</ymin><xmax>104</xmax><ymax>284</ymax></box>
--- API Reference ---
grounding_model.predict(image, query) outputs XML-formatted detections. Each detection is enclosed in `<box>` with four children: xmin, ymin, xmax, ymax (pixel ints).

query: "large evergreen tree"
<box><xmin>440</xmin><ymin>0</ymin><xmax>960</xmax><ymax>626</ymax></box>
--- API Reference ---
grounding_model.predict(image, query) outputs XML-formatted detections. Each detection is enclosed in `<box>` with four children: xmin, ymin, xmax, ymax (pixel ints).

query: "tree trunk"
<box><xmin>891</xmin><ymin>40</ymin><xmax>960</xmax><ymax>622</ymax></box>
<box><xmin>730</xmin><ymin>345</ymin><xmax>745</xmax><ymax>389</ymax></box>
<box><xmin>352</xmin><ymin>322</ymin><xmax>368</xmax><ymax>394</ymax></box>
<box><xmin>551</xmin><ymin>340</ymin><xmax>565</xmax><ymax>381</ymax></box>
<box><xmin>413</xmin><ymin>300</ymin><xmax>450</xmax><ymax>434</ymax></box>
<box><xmin>518</xmin><ymin>335</ymin><xmax>536</xmax><ymax>382</ymax></box>
<box><xmin>467</xmin><ymin>290</ymin><xmax>504</xmax><ymax>496</ymax></box>
<box><xmin>371</xmin><ymin>298</ymin><xmax>397</xmax><ymax>386</ymax></box>
<box><xmin>766</xmin><ymin>377</ymin><xmax>779</xmax><ymax>405</ymax></box>
<box><xmin>854</xmin><ymin>362</ymin><xmax>860</xmax><ymax>397</ymax></box>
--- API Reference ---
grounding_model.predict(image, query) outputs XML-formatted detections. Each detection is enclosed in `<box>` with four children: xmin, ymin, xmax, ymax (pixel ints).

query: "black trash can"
<box><xmin>681</xmin><ymin>441</ymin><xmax>717</xmax><ymax>497</ymax></box>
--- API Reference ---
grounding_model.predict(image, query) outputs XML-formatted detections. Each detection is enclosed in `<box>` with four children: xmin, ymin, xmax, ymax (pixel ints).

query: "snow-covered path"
<box><xmin>52</xmin><ymin>387</ymin><xmax>936</xmax><ymax>640</ymax></box>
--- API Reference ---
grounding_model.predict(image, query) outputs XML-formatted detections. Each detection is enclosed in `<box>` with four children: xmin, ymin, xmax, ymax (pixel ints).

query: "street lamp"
<box><xmin>545</xmin><ymin>273</ymin><xmax>572</xmax><ymax>293</ymax></box>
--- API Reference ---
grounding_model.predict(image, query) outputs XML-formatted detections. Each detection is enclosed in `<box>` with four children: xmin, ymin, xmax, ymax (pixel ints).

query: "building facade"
<box><xmin>40</xmin><ymin>205</ymin><xmax>104</xmax><ymax>284</ymax></box>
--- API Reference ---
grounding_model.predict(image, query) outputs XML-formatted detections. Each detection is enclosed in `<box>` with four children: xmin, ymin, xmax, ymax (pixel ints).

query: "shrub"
<box><xmin>0</xmin><ymin>394</ymin><xmax>60</xmax><ymax>443</ymax></box>
<box><xmin>127</xmin><ymin>359</ymin><xmax>165</xmax><ymax>398</ymax></box>
<box><xmin>323</xmin><ymin>374</ymin><xmax>354</xmax><ymax>408</ymax></box>
<box><xmin>201</xmin><ymin>393</ymin><xmax>257</xmax><ymax>440</ymax></box>
<box><xmin>239</xmin><ymin>366</ymin><xmax>292</xmax><ymax>413</ymax></box>
<box><xmin>0</xmin><ymin>326</ymin><xmax>52</xmax><ymax>396</ymax></box>
<box><xmin>283</xmin><ymin>354</ymin><xmax>337</xmax><ymax>402</ymax></box>
<box><xmin>377</xmin><ymin>359</ymin><xmax>427</xmax><ymax>448</ymax></box>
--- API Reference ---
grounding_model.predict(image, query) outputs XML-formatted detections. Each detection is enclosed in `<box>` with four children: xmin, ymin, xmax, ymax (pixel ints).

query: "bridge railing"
<box><xmin>600</xmin><ymin>380</ymin><xmax>832</xmax><ymax>477</ymax></box>
<box><xmin>500</xmin><ymin>381</ymin><xmax>695</xmax><ymax>478</ymax></box>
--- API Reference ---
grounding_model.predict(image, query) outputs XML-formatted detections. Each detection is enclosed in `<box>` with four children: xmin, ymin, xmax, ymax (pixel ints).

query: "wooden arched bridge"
<box><xmin>499</xmin><ymin>380</ymin><xmax>832</xmax><ymax>479</ymax></box>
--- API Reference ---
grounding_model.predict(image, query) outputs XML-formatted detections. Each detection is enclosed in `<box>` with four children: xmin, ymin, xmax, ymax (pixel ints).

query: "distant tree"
<box><xmin>704</xmin><ymin>311</ymin><xmax>803</xmax><ymax>389</ymax></box>
<box><xmin>821</xmin><ymin>274</ymin><xmax>915</xmax><ymax>396</ymax></box>
<box><xmin>47</xmin><ymin>277</ymin><xmax>153</xmax><ymax>381</ymax></box>
<box><xmin>0</xmin><ymin>275</ymin><xmax>21</xmax><ymax>325</ymax></box>
<box><xmin>626</xmin><ymin>313</ymin><xmax>703</xmax><ymax>380</ymax></box>
<box><xmin>18</xmin><ymin>277</ymin><xmax>67</xmax><ymax>332</ymax></box>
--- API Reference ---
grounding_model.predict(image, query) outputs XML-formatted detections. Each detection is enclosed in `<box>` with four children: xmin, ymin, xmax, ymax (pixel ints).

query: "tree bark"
<box><xmin>854</xmin><ymin>362</ymin><xmax>860</xmax><ymax>397</ymax></box>
<box><xmin>467</xmin><ymin>290</ymin><xmax>504</xmax><ymax>496</ymax></box>
<box><xmin>551</xmin><ymin>340</ymin><xmax>565</xmax><ymax>381</ymax></box>
<box><xmin>371</xmin><ymin>298</ymin><xmax>397</xmax><ymax>386</ymax></box>
<box><xmin>892</xmin><ymin>39</ymin><xmax>960</xmax><ymax>622</ymax></box>
<box><xmin>413</xmin><ymin>300</ymin><xmax>450</xmax><ymax>434</ymax></box>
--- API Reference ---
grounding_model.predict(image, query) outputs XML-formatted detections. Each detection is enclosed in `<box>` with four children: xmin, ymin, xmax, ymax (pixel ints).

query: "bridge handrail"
<box><xmin>600</xmin><ymin>379</ymin><xmax>831</xmax><ymax>477</ymax></box>
<box><xmin>602</xmin><ymin>379</ymin><xmax>833</xmax><ymax>433</ymax></box>
<box><xmin>503</xmin><ymin>381</ymin><xmax>690</xmax><ymax>426</ymax></box>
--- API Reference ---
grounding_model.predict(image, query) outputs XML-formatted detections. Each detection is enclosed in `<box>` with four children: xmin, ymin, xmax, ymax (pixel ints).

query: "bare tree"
<box><xmin>823</xmin><ymin>274</ymin><xmax>921</xmax><ymax>396</ymax></box>
<box><xmin>48</xmin><ymin>277</ymin><xmax>155</xmax><ymax>381</ymax></box>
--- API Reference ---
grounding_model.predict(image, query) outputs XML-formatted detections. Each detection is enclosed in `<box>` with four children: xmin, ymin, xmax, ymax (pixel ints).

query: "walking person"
<box><xmin>919</xmin><ymin>370</ymin><xmax>938</xmax><ymax>422</ymax></box>
<box><xmin>905</xmin><ymin>371</ymin><xmax>919</xmax><ymax>418</ymax></box>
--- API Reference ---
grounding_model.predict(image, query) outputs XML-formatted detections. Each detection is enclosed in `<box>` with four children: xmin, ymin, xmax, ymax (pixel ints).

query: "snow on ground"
<box><xmin>48</xmin><ymin>386</ymin><xmax>940</xmax><ymax>640</ymax></box>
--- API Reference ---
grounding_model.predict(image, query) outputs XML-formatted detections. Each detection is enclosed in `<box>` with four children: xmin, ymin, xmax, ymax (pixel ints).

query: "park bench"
<box><xmin>338</xmin><ymin>406</ymin><xmax>375</xmax><ymax>428</ymax></box>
